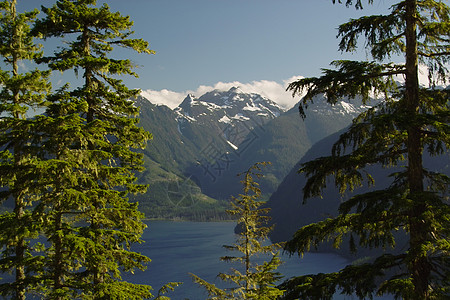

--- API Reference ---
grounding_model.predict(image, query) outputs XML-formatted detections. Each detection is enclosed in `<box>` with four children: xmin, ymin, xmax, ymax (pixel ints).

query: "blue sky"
<box><xmin>19</xmin><ymin>0</ymin><xmax>393</xmax><ymax>109</ymax></box>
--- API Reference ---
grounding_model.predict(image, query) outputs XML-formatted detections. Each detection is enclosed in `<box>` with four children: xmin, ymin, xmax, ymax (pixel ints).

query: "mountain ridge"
<box><xmin>265</xmin><ymin>127</ymin><xmax>449</xmax><ymax>259</ymax></box>
<box><xmin>134</xmin><ymin>87</ymin><xmax>375</xmax><ymax>219</ymax></box>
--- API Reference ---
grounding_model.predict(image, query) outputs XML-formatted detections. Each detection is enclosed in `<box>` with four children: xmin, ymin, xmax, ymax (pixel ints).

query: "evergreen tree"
<box><xmin>0</xmin><ymin>0</ymin><xmax>51</xmax><ymax>298</ymax></box>
<box><xmin>191</xmin><ymin>162</ymin><xmax>285</xmax><ymax>299</ymax></box>
<box><xmin>32</xmin><ymin>0</ymin><xmax>155</xmax><ymax>298</ymax></box>
<box><xmin>282</xmin><ymin>0</ymin><xmax>449</xmax><ymax>299</ymax></box>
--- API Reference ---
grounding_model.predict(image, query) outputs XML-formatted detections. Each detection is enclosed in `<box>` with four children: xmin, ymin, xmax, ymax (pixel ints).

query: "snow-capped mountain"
<box><xmin>174</xmin><ymin>87</ymin><xmax>285</xmax><ymax>147</ymax></box>
<box><xmin>134</xmin><ymin>89</ymin><xmax>376</xmax><ymax>219</ymax></box>
<box><xmin>306</xmin><ymin>94</ymin><xmax>372</xmax><ymax>116</ymax></box>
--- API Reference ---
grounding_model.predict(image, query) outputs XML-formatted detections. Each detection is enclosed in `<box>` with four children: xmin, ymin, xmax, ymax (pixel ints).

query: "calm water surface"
<box><xmin>125</xmin><ymin>221</ymin><xmax>392</xmax><ymax>300</ymax></box>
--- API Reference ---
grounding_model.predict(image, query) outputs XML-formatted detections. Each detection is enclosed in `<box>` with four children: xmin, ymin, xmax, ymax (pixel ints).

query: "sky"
<box><xmin>18</xmin><ymin>0</ymin><xmax>397</xmax><ymax>109</ymax></box>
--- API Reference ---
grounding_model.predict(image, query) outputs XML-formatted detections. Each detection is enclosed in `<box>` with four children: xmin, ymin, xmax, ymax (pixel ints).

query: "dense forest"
<box><xmin>0</xmin><ymin>0</ymin><xmax>155</xmax><ymax>298</ymax></box>
<box><xmin>0</xmin><ymin>0</ymin><xmax>448</xmax><ymax>299</ymax></box>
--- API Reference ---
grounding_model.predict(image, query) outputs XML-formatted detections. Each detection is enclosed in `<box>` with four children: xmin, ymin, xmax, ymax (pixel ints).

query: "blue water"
<box><xmin>125</xmin><ymin>221</ymin><xmax>392</xmax><ymax>300</ymax></box>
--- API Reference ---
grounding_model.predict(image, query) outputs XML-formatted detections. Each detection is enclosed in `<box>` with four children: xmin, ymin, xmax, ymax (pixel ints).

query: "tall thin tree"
<box><xmin>0</xmin><ymin>0</ymin><xmax>51</xmax><ymax>298</ymax></box>
<box><xmin>282</xmin><ymin>0</ymin><xmax>449</xmax><ymax>299</ymax></box>
<box><xmin>192</xmin><ymin>162</ymin><xmax>284</xmax><ymax>299</ymax></box>
<box><xmin>33</xmin><ymin>0</ymin><xmax>154</xmax><ymax>298</ymax></box>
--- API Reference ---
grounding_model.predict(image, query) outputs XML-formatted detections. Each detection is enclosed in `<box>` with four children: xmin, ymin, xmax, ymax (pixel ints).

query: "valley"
<box><xmin>133</xmin><ymin>87</ymin><xmax>372</xmax><ymax>220</ymax></box>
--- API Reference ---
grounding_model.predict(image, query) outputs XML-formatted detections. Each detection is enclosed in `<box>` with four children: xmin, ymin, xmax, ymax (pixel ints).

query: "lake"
<box><xmin>125</xmin><ymin>221</ymin><xmax>393</xmax><ymax>299</ymax></box>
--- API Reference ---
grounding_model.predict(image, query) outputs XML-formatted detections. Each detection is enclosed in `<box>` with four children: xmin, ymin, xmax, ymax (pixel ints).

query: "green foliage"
<box><xmin>1</xmin><ymin>0</ymin><xmax>178</xmax><ymax>299</ymax></box>
<box><xmin>191</xmin><ymin>162</ymin><xmax>285</xmax><ymax>299</ymax></box>
<box><xmin>0</xmin><ymin>1</ymin><xmax>51</xmax><ymax>298</ymax></box>
<box><xmin>133</xmin><ymin>86</ymin><xmax>359</xmax><ymax>218</ymax></box>
<box><xmin>28</xmin><ymin>0</ymin><xmax>159</xmax><ymax>298</ymax></box>
<box><xmin>153</xmin><ymin>282</ymin><xmax>182</xmax><ymax>300</ymax></box>
<box><xmin>283</xmin><ymin>0</ymin><xmax>449</xmax><ymax>299</ymax></box>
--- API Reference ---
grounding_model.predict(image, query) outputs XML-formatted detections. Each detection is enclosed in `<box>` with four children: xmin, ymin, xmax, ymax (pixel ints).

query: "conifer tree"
<box><xmin>0</xmin><ymin>0</ymin><xmax>51</xmax><ymax>298</ymax></box>
<box><xmin>32</xmin><ymin>0</ymin><xmax>155</xmax><ymax>298</ymax></box>
<box><xmin>282</xmin><ymin>0</ymin><xmax>449</xmax><ymax>299</ymax></box>
<box><xmin>191</xmin><ymin>162</ymin><xmax>285</xmax><ymax>299</ymax></box>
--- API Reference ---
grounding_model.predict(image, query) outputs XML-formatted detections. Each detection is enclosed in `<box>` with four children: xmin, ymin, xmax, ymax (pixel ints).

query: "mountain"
<box><xmin>265</xmin><ymin>128</ymin><xmax>450</xmax><ymax>258</ymax></box>
<box><xmin>132</xmin><ymin>96</ymin><xmax>230</xmax><ymax>220</ymax></box>
<box><xmin>133</xmin><ymin>88</ymin><xmax>374</xmax><ymax>219</ymax></box>
<box><xmin>182</xmin><ymin>93</ymin><xmax>372</xmax><ymax>201</ymax></box>
<box><xmin>175</xmin><ymin>87</ymin><xmax>284</xmax><ymax>148</ymax></box>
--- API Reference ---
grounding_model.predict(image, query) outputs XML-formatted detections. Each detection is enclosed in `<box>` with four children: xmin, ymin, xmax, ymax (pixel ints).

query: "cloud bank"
<box><xmin>140</xmin><ymin>66</ymin><xmax>436</xmax><ymax>110</ymax></box>
<box><xmin>141</xmin><ymin>76</ymin><xmax>305</xmax><ymax>110</ymax></box>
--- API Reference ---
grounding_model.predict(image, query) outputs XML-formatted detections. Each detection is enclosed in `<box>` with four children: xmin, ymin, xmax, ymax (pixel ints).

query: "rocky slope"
<box><xmin>134</xmin><ymin>88</ymin><xmax>374</xmax><ymax>219</ymax></box>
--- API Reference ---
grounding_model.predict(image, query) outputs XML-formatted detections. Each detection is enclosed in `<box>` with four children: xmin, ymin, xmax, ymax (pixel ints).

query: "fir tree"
<box><xmin>282</xmin><ymin>0</ymin><xmax>449</xmax><ymax>299</ymax></box>
<box><xmin>0</xmin><ymin>0</ymin><xmax>51</xmax><ymax>298</ymax></box>
<box><xmin>32</xmin><ymin>0</ymin><xmax>155</xmax><ymax>298</ymax></box>
<box><xmin>191</xmin><ymin>162</ymin><xmax>285</xmax><ymax>299</ymax></box>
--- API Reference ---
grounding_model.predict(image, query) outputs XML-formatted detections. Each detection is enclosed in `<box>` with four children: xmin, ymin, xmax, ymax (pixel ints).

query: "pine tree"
<box><xmin>0</xmin><ymin>0</ymin><xmax>51</xmax><ymax>298</ymax></box>
<box><xmin>32</xmin><ymin>0</ymin><xmax>155</xmax><ymax>298</ymax></box>
<box><xmin>282</xmin><ymin>0</ymin><xmax>449</xmax><ymax>299</ymax></box>
<box><xmin>191</xmin><ymin>162</ymin><xmax>285</xmax><ymax>299</ymax></box>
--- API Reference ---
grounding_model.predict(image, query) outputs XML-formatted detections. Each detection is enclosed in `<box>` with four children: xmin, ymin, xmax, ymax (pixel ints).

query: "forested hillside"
<box><xmin>266</xmin><ymin>128</ymin><xmax>449</xmax><ymax>256</ymax></box>
<box><xmin>133</xmin><ymin>92</ymin><xmax>369</xmax><ymax>219</ymax></box>
<box><xmin>279</xmin><ymin>0</ymin><xmax>450</xmax><ymax>298</ymax></box>
<box><xmin>1</xmin><ymin>0</ymin><xmax>448</xmax><ymax>299</ymax></box>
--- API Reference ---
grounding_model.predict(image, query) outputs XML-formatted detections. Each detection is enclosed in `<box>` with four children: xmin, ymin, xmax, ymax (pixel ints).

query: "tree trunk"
<box><xmin>12</xmin><ymin>1</ymin><xmax>26</xmax><ymax>297</ymax></box>
<box><xmin>53</xmin><ymin>209</ymin><xmax>64</xmax><ymax>300</ymax></box>
<box><xmin>404</xmin><ymin>0</ymin><xmax>431</xmax><ymax>298</ymax></box>
<box><xmin>81</xmin><ymin>25</ymin><xmax>104</xmax><ymax>290</ymax></box>
<box><xmin>14</xmin><ymin>203</ymin><xmax>26</xmax><ymax>300</ymax></box>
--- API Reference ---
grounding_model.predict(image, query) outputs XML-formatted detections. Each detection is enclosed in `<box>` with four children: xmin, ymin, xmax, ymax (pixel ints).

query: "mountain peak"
<box><xmin>227</xmin><ymin>86</ymin><xmax>243</xmax><ymax>94</ymax></box>
<box><xmin>174</xmin><ymin>88</ymin><xmax>285</xmax><ymax>146</ymax></box>
<box><xmin>186</xmin><ymin>93</ymin><xmax>196</xmax><ymax>100</ymax></box>
<box><xmin>179</xmin><ymin>94</ymin><xmax>197</xmax><ymax>106</ymax></box>
<box><xmin>177</xmin><ymin>88</ymin><xmax>284</xmax><ymax>120</ymax></box>
<box><xmin>176</xmin><ymin>94</ymin><xmax>199</xmax><ymax>118</ymax></box>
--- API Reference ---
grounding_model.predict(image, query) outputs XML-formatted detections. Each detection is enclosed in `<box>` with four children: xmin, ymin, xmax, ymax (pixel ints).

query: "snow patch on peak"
<box><xmin>232</xmin><ymin>113</ymin><xmax>250</xmax><ymax>121</ymax></box>
<box><xmin>218</xmin><ymin>115</ymin><xmax>232</xmax><ymax>124</ymax></box>
<box><xmin>340</xmin><ymin>101</ymin><xmax>358</xmax><ymax>114</ymax></box>
<box><xmin>186</xmin><ymin>94</ymin><xmax>196</xmax><ymax>100</ymax></box>
<box><xmin>226</xmin><ymin>140</ymin><xmax>239</xmax><ymax>150</ymax></box>
<box><xmin>228</xmin><ymin>86</ymin><xmax>243</xmax><ymax>94</ymax></box>
<box><xmin>243</xmin><ymin>103</ymin><xmax>262</xmax><ymax>112</ymax></box>
<box><xmin>231</xmin><ymin>94</ymin><xmax>243</xmax><ymax>101</ymax></box>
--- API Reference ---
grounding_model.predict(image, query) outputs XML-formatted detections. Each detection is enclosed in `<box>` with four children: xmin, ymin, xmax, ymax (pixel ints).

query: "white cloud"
<box><xmin>140</xmin><ymin>66</ymin><xmax>441</xmax><ymax>110</ymax></box>
<box><xmin>141</xmin><ymin>76</ymin><xmax>305</xmax><ymax>110</ymax></box>
<box><xmin>140</xmin><ymin>89</ymin><xmax>186</xmax><ymax>109</ymax></box>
